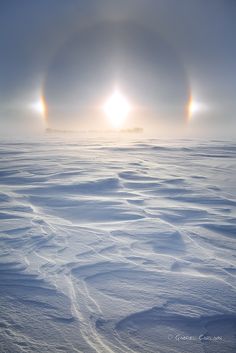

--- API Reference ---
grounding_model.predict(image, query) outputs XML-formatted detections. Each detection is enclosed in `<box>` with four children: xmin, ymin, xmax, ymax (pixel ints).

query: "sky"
<box><xmin>0</xmin><ymin>0</ymin><xmax>235</xmax><ymax>138</ymax></box>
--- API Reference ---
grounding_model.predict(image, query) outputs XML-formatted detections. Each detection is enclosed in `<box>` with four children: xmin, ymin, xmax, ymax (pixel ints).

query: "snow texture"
<box><xmin>0</xmin><ymin>136</ymin><xmax>236</xmax><ymax>353</ymax></box>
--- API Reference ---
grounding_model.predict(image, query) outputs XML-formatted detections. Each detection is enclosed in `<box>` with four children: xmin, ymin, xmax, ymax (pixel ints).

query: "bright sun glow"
<box><xmin>188</xmin><ymin>95</ymin><xmax>208</xmax><ymax>121</ymax></box>
<box><xmin>103</xmin><ymin>90</ymin><xmax>131</xmax><ymax>128</ymax></box>
<box><xmin>31</xmin><ymin>97</ymin><xmax>46</xmax><ymax>116</ymax></box>
<box><xmin>188</xmin><ymin>100</ymin><xmax>200</xmax><ymax>117</ymax></box>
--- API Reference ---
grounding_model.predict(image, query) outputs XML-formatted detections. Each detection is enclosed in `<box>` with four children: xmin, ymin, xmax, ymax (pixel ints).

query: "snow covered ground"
<box><xmin>0</xmin><ymin>135</ymin><xmax>236</xmax><ymax>353</ymax></box>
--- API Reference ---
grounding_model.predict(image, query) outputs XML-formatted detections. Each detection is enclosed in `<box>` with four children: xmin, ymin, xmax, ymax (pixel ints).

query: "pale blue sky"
<box><xmin>0</xmin><ymin>0</ymin><xmax>235</xmax><ymax>137</ymax></box>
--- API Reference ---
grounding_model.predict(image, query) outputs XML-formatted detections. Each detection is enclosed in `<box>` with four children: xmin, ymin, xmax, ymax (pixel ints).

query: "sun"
<box><xmin>103</xmin><ymin>90</ymin><xmax>131</xmax><ymax>128</ymax></box>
